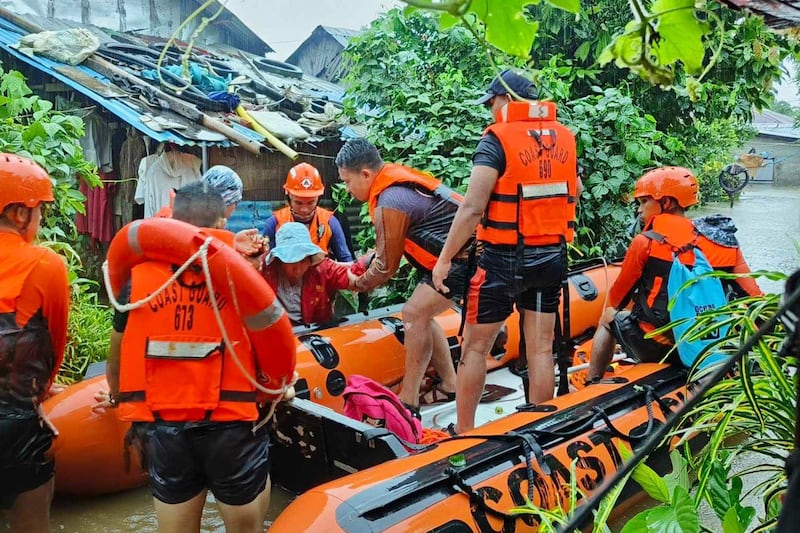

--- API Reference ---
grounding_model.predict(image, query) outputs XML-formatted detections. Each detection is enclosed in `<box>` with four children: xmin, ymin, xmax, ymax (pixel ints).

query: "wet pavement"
<box><xmin>8</xmin><ymin>184</ymin><xmax>798</xmax><ymax>532</ymax></box>
<box><xmin>694</xmin><ymin>184</ymin><xmax>799</xmax><ymax>294</ymax></box>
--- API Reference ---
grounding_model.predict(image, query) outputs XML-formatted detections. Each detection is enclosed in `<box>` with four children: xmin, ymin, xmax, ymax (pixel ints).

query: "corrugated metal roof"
<box><xmin>318</xmin><ymin>26</ymin><xmax>359</xmax><ymax>48</ymax></box>
<box><xmin>721</xmin><ymin>0</ymin><xmax>800</xmax><ymax>28</ymax></box>
<box><xmin>0</xmin><ymin>16</ymin><xmax>264</xmax><ymax>147</ymax></box>
<box><xmin>753</xmin><ymin>110</ymin><xmax>800</xmax><ymax>139</ymax></box>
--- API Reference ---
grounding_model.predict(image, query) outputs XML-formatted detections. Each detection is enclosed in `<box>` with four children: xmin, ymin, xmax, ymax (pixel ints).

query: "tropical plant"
<box><xmin>0</xmin><ymin>65</ymin><xmax>98</xmax><ymax>239</ymax></box>
<box><xmin>659</xmin><ymin>273</ymin><xmax>793</xmax><ymax>531</ymax></box>
<box><xmin>0</xmin><ymin>65</ymin><xmax>110</xmax><ymax>381</ymax></box>
<box><xmin>617</xmin><ymin>447</ymin><xmax>755</xmax><ymax>533</ymax></box>
<box><xmin>59</xmin><ymin>286</ymin><xmax>113</xmax><ymax>384</ymax></box>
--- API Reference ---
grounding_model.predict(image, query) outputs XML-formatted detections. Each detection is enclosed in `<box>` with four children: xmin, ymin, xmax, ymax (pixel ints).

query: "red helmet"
<box><xmin>633</xmin><ymin>166</ymin><xmax>698</xmax><ymax>208</ymax></box>
<box><xmin>0</xmin><ymin>153</ymin><xmax>54</xmax><ymax>213</ymax></box>
<box><xmin>284</xmin><ymin>163</ymin><xmax>324</xmax><ymax>198</ymax></box>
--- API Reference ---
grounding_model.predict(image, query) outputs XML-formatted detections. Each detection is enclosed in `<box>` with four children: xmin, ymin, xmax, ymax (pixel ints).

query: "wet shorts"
<box><xmin>131</xmin><ymin>421</ymin><xmax>270</xmax><ymax>506</ymax></box>
<box><xmin>0</xmin><ymin>415</ymin><xmax>55</xmax><ymax>509</ymax></box>
<box><xmin>419</xmin><ymin>258</ymin><xmax>470</xmax><ymax>302</ymax></box>
<box><xmin>610</xmin><ymin>311</ymin><xmax>680</xmax><ymax>364</ymax></box>
<box><xmin>466</xmin><ymin>245</ymin><xmax>565</xmax><ymax>324</ymax></box>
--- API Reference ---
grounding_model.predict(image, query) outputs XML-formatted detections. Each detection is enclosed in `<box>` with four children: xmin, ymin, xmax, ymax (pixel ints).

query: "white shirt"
<box><xmin>134</xmin><ymin>150</ymin><xmax>202</xmax><ymax>217</ymax></box>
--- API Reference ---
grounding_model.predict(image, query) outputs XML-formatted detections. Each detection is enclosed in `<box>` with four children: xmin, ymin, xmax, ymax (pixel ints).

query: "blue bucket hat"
<box><xmin>266</xmin><ymin>222</ymin><xmax>325</xmax><ymax>266</ymax></box>
<box><xmin>201</xmin><ymin>165</ymin><xmax>243</xmax><ymax>206</ymax></box>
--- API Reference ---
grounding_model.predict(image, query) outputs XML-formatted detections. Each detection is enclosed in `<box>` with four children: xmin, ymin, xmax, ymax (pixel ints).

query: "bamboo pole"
<box><xmin>235</xmin><ymin>105</ymin><xmax>298</xmax><ymax>160</ymax></box>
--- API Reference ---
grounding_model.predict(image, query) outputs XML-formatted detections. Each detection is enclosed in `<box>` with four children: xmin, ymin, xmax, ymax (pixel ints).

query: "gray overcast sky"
<box><xmin>225</xmin><ymin>0</ymin><xmax>401</xmax><ymax>60</ymax></box>
<box><xmin>224</xmin><ymin>1</ymin><xmax>800</xmax><ymax>105</ymax></box>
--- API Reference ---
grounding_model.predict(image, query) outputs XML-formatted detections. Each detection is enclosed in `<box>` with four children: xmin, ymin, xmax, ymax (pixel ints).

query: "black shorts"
<box><xmin>0</xmin><ymin>415</ymin><xmax>55</xmax><ymax>509</ymax></box>
<box><xmin>466</xmin><ymin>245</ymin><xmax>565</xmax><ymax>324</ymax></box>
<box><xmin>419</xmin><ymin>258</ymin><xmax>470</xmax><ymax>301</ymax></box>
<box><xmin>131</xmin><ymin>421</ymin><xmax>270</xmax><ymax>506</ymax></box>
<box><xmin>610</xmin><ymin>311</ymin><xmax>680</xmax><ymax>364</ymax></box>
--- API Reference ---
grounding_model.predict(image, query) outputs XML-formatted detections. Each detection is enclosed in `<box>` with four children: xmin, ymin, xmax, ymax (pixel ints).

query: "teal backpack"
<box><xmin>645</xmin><ymin>231</ymin><xmax>729</xmax><ymax>369</ymax></box>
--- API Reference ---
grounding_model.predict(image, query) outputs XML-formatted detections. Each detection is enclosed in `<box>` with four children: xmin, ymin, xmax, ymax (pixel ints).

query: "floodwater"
<box><xmin>9</xmin><ymin>184</ymin><xmax>800</xmax><ymax>532</ymax></box>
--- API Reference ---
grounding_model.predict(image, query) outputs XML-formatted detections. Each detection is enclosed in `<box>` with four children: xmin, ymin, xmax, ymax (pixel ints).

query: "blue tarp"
<box><xmin>0</xmin><ymin>17</ymin><xmax>265</xmax><ymax>148</ymax></box>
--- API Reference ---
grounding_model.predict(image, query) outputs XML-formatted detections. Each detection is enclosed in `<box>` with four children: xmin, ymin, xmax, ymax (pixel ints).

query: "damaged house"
<box><xmin>0</xmin><ymin>0</ymin><xmax>360</xmax><ymax>244</ymax></box>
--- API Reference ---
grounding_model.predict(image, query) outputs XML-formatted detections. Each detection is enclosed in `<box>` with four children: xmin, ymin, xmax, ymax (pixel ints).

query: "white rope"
<box><xmin>102</xmin><ymin>239</ymin><xmax>213</xmax><ymax>313</ymax></box>
<box><xmin>198</xmin><ymin>239</ymin><xmax>296</xmax><ymax>397</ymax></box>
<box><xmin>104</xmin><ymin>235</ymin><xmax>297</xmax><ymax>424</ymax></box>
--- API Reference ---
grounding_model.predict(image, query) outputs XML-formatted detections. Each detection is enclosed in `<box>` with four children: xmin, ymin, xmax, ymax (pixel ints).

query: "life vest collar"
<box><xmin>495</xmin><ymin>101</ymin><xmax>557</xmax><ymax>124</ymax></box>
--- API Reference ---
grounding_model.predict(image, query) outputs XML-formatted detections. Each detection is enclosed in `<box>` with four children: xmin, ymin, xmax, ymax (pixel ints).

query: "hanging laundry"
<box><xmin>114</xmin><ymin>130</ymin><xmax>147</xmax><ymax>231</ymax></box>
<box><xmin>134</xmin><ymin>147</ymin><xmax>202</xmax><ymax>218</ymax></box>
<box><xmin>75</xmin><ymin>172</ymin><xmax>116</xmax><ymax>243</ymax></box>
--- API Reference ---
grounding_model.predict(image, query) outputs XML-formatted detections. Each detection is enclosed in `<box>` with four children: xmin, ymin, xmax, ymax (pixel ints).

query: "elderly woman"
<box><xmin>261</xmin><ymin>222</ymin><xmax>364</xmax><ymax>326</ymax></box>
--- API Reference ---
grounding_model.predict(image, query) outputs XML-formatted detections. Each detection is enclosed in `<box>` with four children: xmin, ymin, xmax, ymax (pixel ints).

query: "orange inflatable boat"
<box><xmin>269</xmin><ymin>360</ymin><xmax>692</xmax><ymax>532</ymax></box>
<box><xmin>44</xmin><ymin>258</ymin><xmax>619</xmax><ymax>496</ymax></box>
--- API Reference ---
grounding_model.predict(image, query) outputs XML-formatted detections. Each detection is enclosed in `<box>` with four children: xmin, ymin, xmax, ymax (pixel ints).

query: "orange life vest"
<box><xmin>0</xmin><ymin>246</ymin><xmax>54</xmax><ymax>412</ymax></box>
<box><xmin>478</xmin><ymin>101</ymin><xmax>578</xmax><ymax>246</ymax></box>
<box><xmin>635</xmin><ymin>213</ymin><xmax>742</xmax><ymax>331</ymax></box>
<box><xmin>117</xmin><ymin>262</ymin><xmax>261</xmax><ymax>423</ymax></box>
<box><xmin>367</xmin><ymin>163</ymin><xmax>463</xmax><ymax>271</ymax></box>
<box><xmin>274</xmin><ymin>206</ymin><xmax>334</xmax><ymax>254</ymax></box>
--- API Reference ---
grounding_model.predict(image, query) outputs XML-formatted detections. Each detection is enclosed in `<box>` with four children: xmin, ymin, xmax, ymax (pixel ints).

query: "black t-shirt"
<box><xmin>112</xmin><ymin>281</ymin><xmax>131</xmax><ymax>333</ymax></box>
<box><xmin>473</xmin><ymin>132</ymin><xmax>506</xmax><ymax>175</ymax></box>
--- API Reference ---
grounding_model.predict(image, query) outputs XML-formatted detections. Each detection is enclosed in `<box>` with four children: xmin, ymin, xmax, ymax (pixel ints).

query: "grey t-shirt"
<box><xmin>376</xmin><ymin>185</ymin><xmax>441</xmax><ymax>220</ymax></box>
<box><xmin>276</xmin><ymin>276</ymin><xmax>302</xmax><ymax>324</ymax></box>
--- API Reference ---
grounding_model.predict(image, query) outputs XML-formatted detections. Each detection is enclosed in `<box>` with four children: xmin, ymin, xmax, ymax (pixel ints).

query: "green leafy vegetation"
<box><xmin>0</xmin><ymin>64</ymin><xmax>110</xmax><ymax>382</ymax></box>
<box><xmin>340</xmin><ymin>6</ymin><xmax>779</xmax><ymax>304</ymax></box>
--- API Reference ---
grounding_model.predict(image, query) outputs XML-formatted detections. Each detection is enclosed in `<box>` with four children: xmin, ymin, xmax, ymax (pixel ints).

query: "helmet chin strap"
<box><xmin>291</xmin><ymin>207</ymin><xmax>316</xmax><ymax>224</ymax></box>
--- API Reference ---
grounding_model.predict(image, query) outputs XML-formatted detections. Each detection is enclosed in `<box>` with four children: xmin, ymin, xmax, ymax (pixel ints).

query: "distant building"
<box><xmin>742</xmin><ymin>109</ymin><xmax>800</xmax><ymax>186</ymax></box>
<box><xmin>0</xmin><ymin>0</ymin><xmax>271</xmax><ymax>55</ymax></box>
<box><xmin>286</xmin><ymin>25</ymin><xmax>358</xmax><ymax>83</ymax></box>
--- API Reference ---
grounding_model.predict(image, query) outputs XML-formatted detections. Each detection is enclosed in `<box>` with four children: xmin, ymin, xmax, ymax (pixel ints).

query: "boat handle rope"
<box><xmin>439</xmin><ymin>386</ymin><xmax>659</xmax><ymax>520</ymax></box>
<box><xmin>445</xmin><ymin>431</ymin><xmax>549</xmax><ymax>522</ymax></box>
<box><xmin>530</xmin><ymin>384</ymin><xmax>660</xmax><ymax>443</ymax></box>
<box><xmin>559</xmin><ymin>272</ymin><xmax>800</xmax><ymax>532</ymax></box>
<box><xmin>103</xmin><ymin>237</ymin><xmax>297</xmax><ymax>425</ymax></box>
<box><xmin>589</xmin><ymin>385</ymin><xmax>658</xmax><ymax>442</ymax></box>
<box><xmin>446</xmin><ymin>467</ymin><xmax>526</xmax><ymax>521</ymax></box>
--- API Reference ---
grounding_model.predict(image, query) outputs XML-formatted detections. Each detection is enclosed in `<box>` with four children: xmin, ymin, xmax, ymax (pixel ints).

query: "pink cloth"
<box><xmin>76</xmin><ymin>172</ymin><xmax>117</xmax><ymax>243</ymax></box>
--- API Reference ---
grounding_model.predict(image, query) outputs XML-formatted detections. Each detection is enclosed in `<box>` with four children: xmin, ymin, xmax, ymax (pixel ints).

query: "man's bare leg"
<box><xmin>8</xmin><ymin>478</ymin><xmax>53</xmax><ymax>533</ymax></box>
<box><xmin>455</xmin><ymin>321</ymin><xmax>504</xmax><ymax>433</ymax></box>
<box><xmin>153</xmin><ymin>490</ymin><xmax>207</xmax><ymax>533</ymax></box>
<box><xmin>522</xmin><ymin>309</ymin><xmax>557</xmax><ymax>404</ymax></box>
<box><xmin>428</xmin><ymin>320</ymin><xmax>457</xmax><ymax>394</ymax></box>
<box><xmin>588</xmin><ymin>308</ymin><xmax>618</xmax><ymax>381</ymax></box>
<box><xmin>399</xmin><ymin>284</ymin><xmax>456</xmax><ymax>407</ymax></box>
<box><xmin>216</xmin><ymin>480</ymin><xmax>271</xmax><ymax>533</ymax></box>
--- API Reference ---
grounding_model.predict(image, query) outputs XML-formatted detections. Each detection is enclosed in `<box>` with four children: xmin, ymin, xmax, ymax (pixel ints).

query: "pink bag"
<box><xmin>342</xmin><ymin>375</ymin><xmax>422</xmax><ymax>444</ymax></box>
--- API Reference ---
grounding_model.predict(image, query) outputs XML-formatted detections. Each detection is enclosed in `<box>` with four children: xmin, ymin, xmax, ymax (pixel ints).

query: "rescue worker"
<box><xmin>263</xmin><ymin>162</ymin><xmax>353</xmax><ymax>262</ymax></box>
<box><xmin>261</xmin><ymin>222</ymin><xmax>364</xmax><ymax>326</ymax></box>
<box><xmin>336</xmin><ymin>138</ymin><xmax>468</xmax><ymax>415</ymax></box>
<box><xmin>0</xmin><ymin>153</ymin><xmax>69</xmax><ymax>533</ymax></box>
<box><xmin>432</xmin><ymin>69</ymin><xmax>581</xmax><ymax>433</ymax></box>
<box><xmin>587</xmin><ymin>167</ymin><xmax>762</xmax><ymax>382</ymax></box>
<box><xmin>98</xmin><ymin>181</ymin><xmax>281</xmax><ymax>533</ymax></box>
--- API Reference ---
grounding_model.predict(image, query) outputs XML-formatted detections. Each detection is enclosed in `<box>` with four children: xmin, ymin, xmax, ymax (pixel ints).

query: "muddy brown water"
<box><xmin>9</xmin><ymin>184</ymin><xmax>800</xmax><ymax>532</ymax></box>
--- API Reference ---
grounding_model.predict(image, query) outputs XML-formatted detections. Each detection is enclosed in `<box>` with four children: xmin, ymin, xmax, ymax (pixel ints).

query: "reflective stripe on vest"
<box><xmin>367</xmin><ymin>163</ymin><xmax>461</xmax><ymax>271</ymax></box>
<box><xmin>478</xmin><ymin>101</ymin><xmax>578</xmax><ymax>246</ymax></box>
<box><xmin>244</xmin><ymin>300</ymin><xmax>285</xmax><ymax>331</ymax></box>
<box><xmin>147</xmin><ymin>340</ymin><xmax>222</xmax><ymax>359</ymax></box>
<box><xmin>274</xmin><ymin>206</ymin><xmax>334</xmax><ymax>254</ymax></box>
